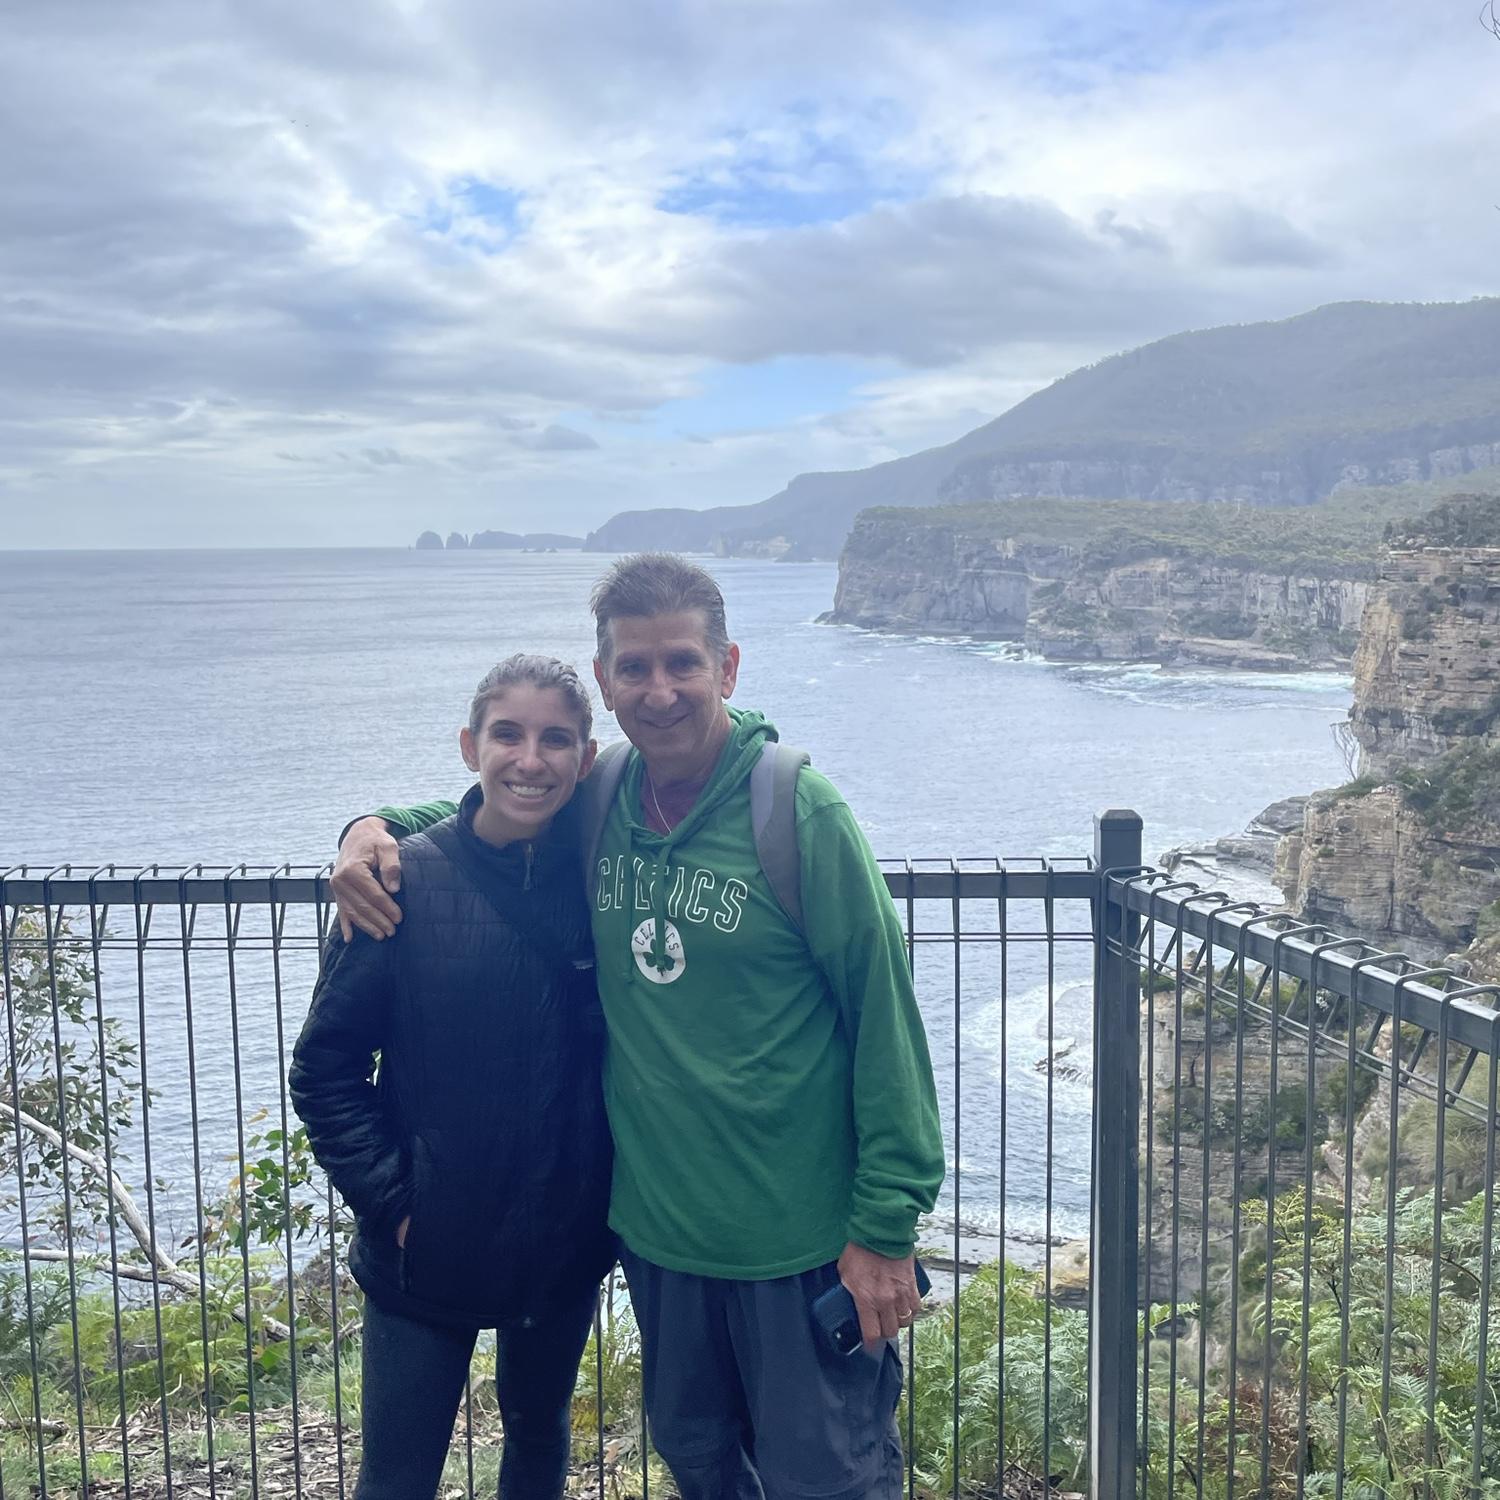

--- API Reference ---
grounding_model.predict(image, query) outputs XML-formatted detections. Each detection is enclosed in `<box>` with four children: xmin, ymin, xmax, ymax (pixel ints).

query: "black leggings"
<box><xmin>354</xmin><ymin>1291</ymin><xmax>598</xmax><ymax>1500</ymax></box>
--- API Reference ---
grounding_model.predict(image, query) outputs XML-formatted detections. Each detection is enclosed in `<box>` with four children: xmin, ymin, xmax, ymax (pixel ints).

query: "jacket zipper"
<box><xmin>523</xmin><ymin>842</ymin><xmax>534</xmax><ymax>891</ymax></box>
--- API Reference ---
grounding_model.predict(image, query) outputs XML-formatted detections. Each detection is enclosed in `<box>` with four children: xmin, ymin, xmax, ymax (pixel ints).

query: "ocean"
<box><xmin>0</xmin><ymin>547</ymin><xmax>1353</xmax><ymax>1254</ymax></box>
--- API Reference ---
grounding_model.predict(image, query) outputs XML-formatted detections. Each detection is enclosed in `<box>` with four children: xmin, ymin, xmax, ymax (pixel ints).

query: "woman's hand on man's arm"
<box><xmin>332</xmin><ymin>817</ymin><xmax>405</xmax><ymax>942</ymax></box>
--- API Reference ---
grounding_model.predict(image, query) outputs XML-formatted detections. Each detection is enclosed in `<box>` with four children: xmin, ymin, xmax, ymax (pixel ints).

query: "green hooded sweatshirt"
<box><xmin>375</xmin><ymin>707</ymin><xmax>944</xmax><ymax>1279</ymax></box>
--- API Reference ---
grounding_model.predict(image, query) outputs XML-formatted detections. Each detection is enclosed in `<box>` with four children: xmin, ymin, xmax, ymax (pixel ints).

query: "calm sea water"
<box><xmin>0</xmin><ymin>549</ymin><xmax>1353</xmax><ymax>1254</ymax></box>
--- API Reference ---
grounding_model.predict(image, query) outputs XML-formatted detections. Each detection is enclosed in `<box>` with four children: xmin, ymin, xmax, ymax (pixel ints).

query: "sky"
<box><xmin>1</xmin><ymin>0</ymin><xmax>1497</xmax><ymax>548</ymax></box>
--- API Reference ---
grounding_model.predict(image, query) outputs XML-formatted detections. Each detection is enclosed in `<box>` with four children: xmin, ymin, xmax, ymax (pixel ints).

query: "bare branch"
<box><xmin>8</xmin><ymin>1103</ymin><xmax>176</xmax><ymax>1277</ymax></box>
<box><xmin>8</xmin><ymin>1108</ymin><xmax>290</xmax><ymax>1340</ymax></box>
<box><xmin>1486</xmin><ymin>0</ymin><xmax>1500</xmax><ymax>39</ymax></box>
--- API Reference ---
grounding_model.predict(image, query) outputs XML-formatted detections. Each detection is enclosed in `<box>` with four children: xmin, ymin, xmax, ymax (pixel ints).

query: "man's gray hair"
<box><xmin>468</xmin><ymin>654</ymin><xmax>593</xmax><ymax>739</ymax></box>
<box><xmin>590</xmin><ymin>553</ymin><xmax>731</xmax><ymax>665</ymax></box>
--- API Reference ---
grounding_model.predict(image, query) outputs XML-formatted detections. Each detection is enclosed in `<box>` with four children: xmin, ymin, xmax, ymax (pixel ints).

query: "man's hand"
<box><xmin>837</xmin><ymin>1241</ymin><xmax>923</xmax><ymax>1349</ymax></box>
<box><xmin>332</xmin><ymin>817</ymin><xmax>404</xmax><ymax>942</ymax></box>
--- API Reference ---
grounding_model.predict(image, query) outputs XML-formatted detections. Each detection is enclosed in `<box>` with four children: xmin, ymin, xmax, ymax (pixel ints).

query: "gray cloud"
<box><xmin>517</xmin><ymin>424</ymin><xmax>601</xmax><ymax>452</ymax></box>
<box><xmin>1174</xmin><ymin>195</ymin><xmax>1333</xmax><ymax>270</ymax></box>
<box><xmin>0</xmin><ymin>0</ymin><xmax>1493</xmax><ymax>545</ymax></box>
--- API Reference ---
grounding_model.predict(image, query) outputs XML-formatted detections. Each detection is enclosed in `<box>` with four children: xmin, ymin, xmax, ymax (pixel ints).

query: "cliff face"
<box><xmin>830</xmin><ymin>513</ymin><xmax>1366</xmax><ymax>664</ymax></box>
<box><xmin>941</xmin><ymin>441</ymin><xmax>1500</xmax><ymax>513</ymax></box>
<box><xmin>1030</xmin><ymin>558</ymin><xmax>1365</xmax><ymax>666</ymax></box>
<box><xmin>830</xmin><ymin>521</ymin><xmax>1033</xmax><ymax>637</ymax></box>
<box><xmin>1347</xmin><ymin>547</ymin><xmax>1500</xmax><ymax>776</ymax></box>
<box><xmin>1274</xmin><ymin>785</ymin><xmax>1500</xmax><ymax>949</ymax></box>
<box><xmin>1275</xmin><ymin>535</ymin><xmax>1500</xmax><ymax>953</ymax></box>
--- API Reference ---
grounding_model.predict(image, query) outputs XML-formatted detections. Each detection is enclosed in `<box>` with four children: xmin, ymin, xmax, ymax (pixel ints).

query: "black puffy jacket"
<box><xmin>289</xmin><ymin>788</ymin><xmax>614</xmax><ymax>1329</ymax></box>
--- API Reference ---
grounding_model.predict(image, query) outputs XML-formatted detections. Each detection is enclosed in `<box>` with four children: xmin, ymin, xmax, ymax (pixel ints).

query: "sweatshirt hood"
<box><xmin>629</xmin><ymin>706</ymin><xmax>777</xmax><ymax>976</ymax></box>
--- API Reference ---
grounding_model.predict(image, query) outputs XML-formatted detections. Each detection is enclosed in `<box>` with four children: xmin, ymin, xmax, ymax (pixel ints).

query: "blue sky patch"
<box><xmin>641</xmin><ymin>356</ymin><xmax>893</xmax><ymax>441</ymax></box>
<box><xmin>659</xmin><ymin>109</ymin><xmax>921</xmax><ymax>230</ymax></box>
<box><xmin>422</xmin><ymin>177</ymin><xmax>524</xmax><ymax>244</ymax></box>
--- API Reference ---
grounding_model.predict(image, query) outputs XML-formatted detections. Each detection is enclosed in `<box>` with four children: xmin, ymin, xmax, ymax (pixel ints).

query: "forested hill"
<box><xmin>584</xmin><ymin>298</ymin><xmax>1500</xmax><ymax>558</ymax></box>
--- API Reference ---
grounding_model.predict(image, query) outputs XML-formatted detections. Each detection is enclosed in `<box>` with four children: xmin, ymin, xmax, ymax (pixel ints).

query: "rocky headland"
<box><xmin>1271</xmin><ymin>496</ymin><xmax>1500</xmax><ymax>978</ymax></box>
<box><xmin>826</xmin><ymin>496</ymin><xmax>1383</xmax><ymax>668</ymax></box>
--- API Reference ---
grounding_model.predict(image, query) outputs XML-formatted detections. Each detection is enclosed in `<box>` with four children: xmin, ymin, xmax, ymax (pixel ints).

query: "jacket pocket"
<box><xmin>398</xmin><ymin>1132</ymin><xmax>435</xmax><ymax>1294</ymax></box>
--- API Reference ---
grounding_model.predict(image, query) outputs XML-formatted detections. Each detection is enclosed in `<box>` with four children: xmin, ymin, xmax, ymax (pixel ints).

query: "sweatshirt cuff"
<box><xmin>846</xmin><ymin>1211</ymin><xmax>919</xmax><ymax>1261</ymax></box>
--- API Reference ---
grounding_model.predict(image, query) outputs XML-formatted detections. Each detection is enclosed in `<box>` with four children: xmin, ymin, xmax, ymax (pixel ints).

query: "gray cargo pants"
<box><xmin>619</xmin><ymin>1246</ymin><xmax>904</xmax><ymax>1500</ymax></box>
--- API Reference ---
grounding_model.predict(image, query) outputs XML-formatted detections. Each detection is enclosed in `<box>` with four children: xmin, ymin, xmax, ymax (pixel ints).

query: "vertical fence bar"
<box><xmin>267</xmin><ymin>875</ymin><xmax>305</xmax><ymax>1499</ymax></box>
<box><xmin>996</xmin><ymin>860</ymin><xmax>1008</xmax><ymax>1480</ymax></box>
<box><xmin>1188</xmin><ymin>896</ymin><xmax>1231</xmax><ymax>1500</ymax></box>
<box><xmin>86</xmin><ymin>871</ymin><xmax>134</xmax><ymax>1500</ymax></box>
<box><xmin>1089</xmin><ymin>810</ymin><xmax>1142</xmax><ymax>1500</ymax></box>
<box><xmin>1042</xmin><ymin>862</ymin><xmax>1056</xmax><ymax>1488</ymax></box>
<box><xmin>1424</xmin><ymin>990</ymin><xmax>1452</xmax><ymax>1495</ymax></box>
<box><xmin>1262</xmin><ymin>923</ymin><xmax>1321</xmax><ymax>1494</ymax></box>
<box><xmin>40</xmin><ymin>885</ymin><xmax>91</xmax><ymax>1496</ymax></box>
<box><xmin>0</xmin><ymin>883</ymin><xmax>51</xmax><ymax>1500</ymax></box>
<box><xmin>1475</xmin><ymin>1014</ymin><xmax>1498</xmax><ymax>1500</ymax></box>
<box><xmin>312</xmin><ymin>879</ymin><xmax>349</xmax><ymax>1500</ymax></box>
<box><xmin>133</xmin><ymin>874</ymin><xmax>175</xmax><ymax>1500</ymax></box>
<box><xmin>1299</xmin><ymin>939</ymin><xmax>1364</xmax><ymax>1494</ymax></box>
<box><xmin>903</xmin><ymin>859</ymin><xmax>916</xmax><ymax>1500</ymax></box>
<box><xmin>950</xmin><ymin>860</ymin><xmax>961</xmax><ymax>1499</ymax></box>
<box><xmin>593</xmin><ymin>1294</ymin><xmax>606</xmax><ymax>1500</ymax></box>
<box><xmin>223</xmin><ymin>880</ymin><xmax>262</xmax><ymax>1500</ymax></box>
<box><xmin>1336</xmin><ymin>953</ymin><xmax>1402</xmax><ymax>1498</ymax></box>
<box><xmin>176</xmin><ymin>876</ymin><xmax>218</xmax><ymax>1499</ymax></box>
<box><xmin>1206</xmin><ymin>903</ymin><xmax>1263</xmax><ymax>1500</ymax></box>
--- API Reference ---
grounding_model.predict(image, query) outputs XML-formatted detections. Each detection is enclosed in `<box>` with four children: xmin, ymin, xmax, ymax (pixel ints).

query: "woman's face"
<box><xmin>460</xmin><ymin>683</ymin><xmax>597</xmax><ymax>844</ymax></box>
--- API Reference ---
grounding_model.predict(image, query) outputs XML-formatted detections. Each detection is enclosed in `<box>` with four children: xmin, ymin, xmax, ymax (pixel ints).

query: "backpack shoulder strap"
<box><xmin>578</xmin><ymin>741</ymin><xmax>632</xmax><ymax>883</ymax></box>
<box><xmin>750</xmin><ymin>740</ymin><xmax>810</xmax><ymax>934</ymax></box>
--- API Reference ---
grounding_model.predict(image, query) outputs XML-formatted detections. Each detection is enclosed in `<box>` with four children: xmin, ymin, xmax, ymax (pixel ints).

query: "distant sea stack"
<box><xmin>415</xmin><ymin>530</ymin><xmax>584</xmax><ymax>551</ymax></box>
<box><xmin>582</xmin><ymin>297</ymin><xmax>1500</xmax><ymax>559</ymax></box>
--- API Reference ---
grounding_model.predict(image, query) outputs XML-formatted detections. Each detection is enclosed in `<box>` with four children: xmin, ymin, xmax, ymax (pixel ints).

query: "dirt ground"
<box><xmin>37</xmin><ymin>1409</ymin><xmax>1062</xmax><ymax>1499</ymax></box>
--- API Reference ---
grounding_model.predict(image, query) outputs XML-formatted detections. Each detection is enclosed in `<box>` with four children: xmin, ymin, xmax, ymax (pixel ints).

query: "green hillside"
<box><xmin>585</xmin><ymin>299</ymin><xmax>1500</xmax><ymax>558</ymax></box>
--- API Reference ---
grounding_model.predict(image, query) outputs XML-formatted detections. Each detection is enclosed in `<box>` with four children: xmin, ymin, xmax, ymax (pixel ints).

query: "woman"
<box><xmin>290</xmin><ymin>654</ymin><xmax>614</xmax><ymax>1500</ymax></box>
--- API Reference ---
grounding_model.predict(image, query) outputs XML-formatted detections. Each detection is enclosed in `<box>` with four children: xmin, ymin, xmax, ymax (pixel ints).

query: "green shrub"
<box><xmin>903</xmin><ymin>1261</ymin><xmax>1089</xmax><ymax>1494</ymax></box>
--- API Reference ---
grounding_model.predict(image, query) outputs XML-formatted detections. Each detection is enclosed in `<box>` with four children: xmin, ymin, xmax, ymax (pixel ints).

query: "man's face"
<box><xmin>593</xmin><ymin>610</ymin><xmax>740</xmax><ymax>780</ymax></box>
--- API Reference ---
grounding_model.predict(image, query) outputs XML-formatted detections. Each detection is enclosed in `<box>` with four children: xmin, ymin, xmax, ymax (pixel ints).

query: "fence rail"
<box><xmin>2</xmin><ymin>824</ymin><xmax>1497</xmax><ymax>1500</ymax></box>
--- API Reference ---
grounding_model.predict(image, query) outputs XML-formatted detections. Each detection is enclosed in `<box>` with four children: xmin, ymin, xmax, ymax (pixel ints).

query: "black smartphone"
<box><xmin>810</xmin><ymin>1259</ymin><xmax>933</xmax><ymax>1356</ymax></box>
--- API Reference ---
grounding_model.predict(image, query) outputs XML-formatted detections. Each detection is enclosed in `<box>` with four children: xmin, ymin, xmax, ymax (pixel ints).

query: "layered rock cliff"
<box><xmin>1274</xmin><ymin>502</ymin><xmax>1500</xmax><ymax>954</ymax></box>
<box><xmin>940</xmin><ymin>441</ymin><xmax>1500</xmax><ymax>513</ymax></box>
<box><xmin>829</xmin><ymin>512</ymin><xmax>1367</xmax><ymax>666</ymax></box>
<box><xmin>1028</xmin><ymin>559</ymin><xmax>1365</xmax><ymax>667</ymax></box>
<box><xmin>1346</xmin><ymin>546</ymin><xmax>1500</xmax><ymax>775</ymax></box>
<box><xmin>1274</xmin><ymin>778</ymin><xmax>1500</xmax><ymax>950</ymax></box>
<box><xmin>829</xmin><ymin>521</ymin><xmax>1036</xmax><ymax>638</ymax></box>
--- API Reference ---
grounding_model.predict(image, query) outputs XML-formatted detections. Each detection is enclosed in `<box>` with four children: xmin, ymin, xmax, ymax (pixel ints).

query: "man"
<box><xmin>332</xmin><ymin>553</ymin><xmax>944</xmax><ymax>1499</ymax></box>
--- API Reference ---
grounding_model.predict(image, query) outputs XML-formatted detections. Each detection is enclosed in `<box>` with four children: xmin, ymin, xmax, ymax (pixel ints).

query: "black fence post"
<box><xmin>1090</xmin><ymin>809</ymin><xmax>1143</xmax><ymax>1500</ymax></box>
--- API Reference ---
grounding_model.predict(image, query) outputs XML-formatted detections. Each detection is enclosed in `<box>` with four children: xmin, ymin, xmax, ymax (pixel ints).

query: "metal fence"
<box><xmin>1</xmin><ymin>815</ymin><xmax>1496</xmax><ymax>1500</ymax></box>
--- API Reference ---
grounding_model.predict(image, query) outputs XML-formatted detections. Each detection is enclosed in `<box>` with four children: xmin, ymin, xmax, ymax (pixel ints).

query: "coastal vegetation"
<box><xmin>860</xmin><ymin>471</ymin><xmax>1500</xmax><ymax>580</ymax></box>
